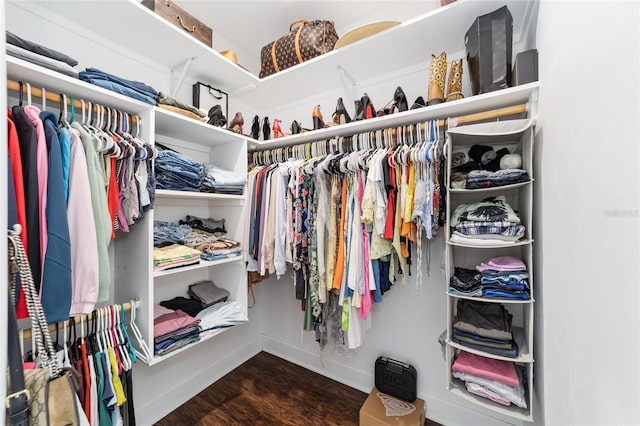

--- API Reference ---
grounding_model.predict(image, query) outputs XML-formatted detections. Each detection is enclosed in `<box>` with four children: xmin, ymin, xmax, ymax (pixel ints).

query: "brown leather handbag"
<box><xmin>259</xmin><ymin>19</ymin><xmax>339</xmax><ymax>78</ymax></box>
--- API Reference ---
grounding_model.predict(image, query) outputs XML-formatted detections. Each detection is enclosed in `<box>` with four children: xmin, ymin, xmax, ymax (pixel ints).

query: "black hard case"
<box><xmin>374</xmin><ymin>356</ymin><xmax>417</xmax><ymax>402</ymax></box>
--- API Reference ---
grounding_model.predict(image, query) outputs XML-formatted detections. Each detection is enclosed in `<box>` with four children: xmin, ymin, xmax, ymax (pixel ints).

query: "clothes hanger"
<box><xmin>119</xmin><ymin>303</ymin><xmax>137</xmax><ymax>364</ymax></box>
<box><xmin>41</xmin><ymin>87</ymin><xmax>46</xmax><ymax>111</ymax></box>
<box><xmin>114</xmin><ymin>305</ymin><xmax>133</xmax><ymax>370</ymax></box>
<box><xmin>128</xmin><ymin>299</ymin><xmax>152</xmax><ymax>363</ymax></box>
<box><xmin>26</xmin><ymin>83</ymin><xmax>32</xmax><ymax>105</ymax></box>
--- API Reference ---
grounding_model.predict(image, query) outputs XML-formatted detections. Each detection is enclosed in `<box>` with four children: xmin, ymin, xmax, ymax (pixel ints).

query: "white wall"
<box><xmin>535</xmin><ymin>1</ymin><xmax>640</xmax><ymax>424</ymax></box>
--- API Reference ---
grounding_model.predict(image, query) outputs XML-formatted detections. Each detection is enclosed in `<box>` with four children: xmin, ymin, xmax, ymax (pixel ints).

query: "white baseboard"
<box><xmin>260</xmin><ymin>335</ymin><xmax>514</xmax><ymax>426</ymax></box>
<box><xmin>136</xmin><ymin>336</ymin><xmax>262</xmax><ymax>424</ymax></box>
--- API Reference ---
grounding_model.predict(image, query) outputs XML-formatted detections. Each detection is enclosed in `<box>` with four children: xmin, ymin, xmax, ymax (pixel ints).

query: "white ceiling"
<box><xmin>174</xmin><ymin>0</ymin><xmax>440</xmax><ymax>74</ymax></box>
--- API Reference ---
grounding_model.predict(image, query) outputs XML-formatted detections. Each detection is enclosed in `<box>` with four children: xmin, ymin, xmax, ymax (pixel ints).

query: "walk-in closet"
<box><xmin>2</xmin><ymin>1</ymin><xmax>638</xmax><ymax>425</ymax></box>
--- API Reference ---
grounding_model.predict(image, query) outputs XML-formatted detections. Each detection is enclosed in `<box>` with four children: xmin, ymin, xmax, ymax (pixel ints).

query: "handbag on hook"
<box><xmin>6</xmin><ymin>226</ymin><xmax>82</xmax><ymax>426</ymax></box>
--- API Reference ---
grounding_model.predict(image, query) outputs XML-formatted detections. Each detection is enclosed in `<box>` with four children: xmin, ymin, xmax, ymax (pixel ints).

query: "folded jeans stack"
<box><xmin>154</xmin><ymin>147</ymin><xmax>204</xmax><ymax>192</ymax></box>
<box><xmin>153</xmin><ymin>305</ymin><xmax>201</xmax><ymax>356</ymax></box>
<box><xmin>465</xmin><ymin>169</ymin><xmax>529</xmax><ymax>189</ymax></box>
<box><xmin>79</xmin><ymin>67</ymin><xmax>158</xmax><ymax>105</ymax></box>
<box><xmin>201</xmin><ymin>163</ymin><xmax>247</xmax><ymax>195</ymax></box>
<box><xmin>6</xmin><ymin>30</ymin><xmax>79</xmax><ymax>78</ymax></box>
<box><xmin>477</xmin><ymin>256</ymin><xmax>530</xmax><ymax>300</ymax></box>
<box><xmin>451</xmin><ymin>351</ymin><xmax>527</xmax><ymax>408</ymax></box>
<box><xmin>452</xmin><ymin>299</ymin><xmax>518</xmax><ymax>358</ymax></box>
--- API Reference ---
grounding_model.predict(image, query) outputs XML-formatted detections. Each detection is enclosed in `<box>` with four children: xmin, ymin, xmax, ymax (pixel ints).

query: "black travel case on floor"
<box><xmin>374</xmin><ymin>356</ymin><xmax>417</xmax><ymax>402</ymax></box>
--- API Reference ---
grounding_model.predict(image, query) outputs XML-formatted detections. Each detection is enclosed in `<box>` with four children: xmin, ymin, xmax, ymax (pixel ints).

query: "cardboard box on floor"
<box><xmin>360</xmin><ymin>387</ymin><xmax>425</xmax><ymax>426</ymax></box>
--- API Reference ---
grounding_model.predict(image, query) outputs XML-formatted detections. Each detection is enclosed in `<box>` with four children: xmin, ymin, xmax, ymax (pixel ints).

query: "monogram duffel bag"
<box><xmin>259</xmin><ymin>19</ymin><xmax>339</xmax><ymax>78</ymax></box>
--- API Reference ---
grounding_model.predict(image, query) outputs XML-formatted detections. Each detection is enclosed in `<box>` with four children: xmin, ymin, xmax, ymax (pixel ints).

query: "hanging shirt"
<box><xmin>7</xmin><ymin>115</ymin><xmax>29</xmax><ymax>318</ymax></box>
<box><xmin>12</xmin><ymin>106</ymin><xmax>42</xmax><ymax>293</ymax></box>
<box><xmin>67</xmin><ymin>129</ymin><xmax>99</xmax><ymax>315</ymax></box>
<box><xmin>39</xmin><ymin>110</ymin><xmax>73</xmax><ymax>323</ymax></box>
<box><xmin>24</xmin><ymin>105</ymin><xmax>48</xmax><ymax>284</ymax></box>
<box><xmin>58</xmin><ymin>126</ymin><xmax>71</xmax><ymax>203</ymax></box>
<box><xmin>71</xmin><ymin>122</ymin><xmax>112</xmax><ymax>303</ymax></box>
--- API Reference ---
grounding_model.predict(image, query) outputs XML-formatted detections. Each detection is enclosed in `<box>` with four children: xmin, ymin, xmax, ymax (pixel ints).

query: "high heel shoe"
<box><xmin>273</xmin><ymin>119</ymin><xmax>285</xmax><ymax>138</ymax></box>
<box><xmin>250</xmin><ymin>115</ymin><xmax>260</xmax><ymax>139</ymax></box>
<box><xmin>410</xmin><ymin>96</ymin><xmax>426</xmax><ymax>110</ymax></box>
<box><xmin>229</xmin><ymin>112</ymin><xmax>244</xmax><ymax>134</ymax></box>
<box><xmin>332</xmin><ymin>97</ymin><xmax>351</xmax><ymax>125</ymax></box>
<box><xmin>262</xmin><ymin>117</ymin><xmax>271</xmax><ymax>140</ymax></box>
<box><xmin>291</xmin><ymin>120</ymin><xmax>301</xmax><ymax>135</ymax></box>
<box><xmin>361</xmin><ymin>93</ymin><xmax>375</xmax><ymax>120</ymax></box>
<box><xmin>394</xmin><ymin>86</ymin><xmax>408</xmax><ymax>112</ymax></box>
<box><xmin>353</xmin><ymin>99</ymin><xmax>364</xmax><ymax>121</ymax></box>
<box><xmin>312</xmin><ymin>105</ymin><xmax>325</xmax><ymax>130</ymax></box>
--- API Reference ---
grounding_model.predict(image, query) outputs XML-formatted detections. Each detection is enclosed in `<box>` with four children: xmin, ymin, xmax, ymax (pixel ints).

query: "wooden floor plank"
<box><xmin>155</xmin><ymin>351</ymin><xmax>441</xmax><ymax>426</ymax></box>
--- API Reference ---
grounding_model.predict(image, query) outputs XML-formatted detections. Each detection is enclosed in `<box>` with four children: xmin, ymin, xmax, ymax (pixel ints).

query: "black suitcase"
<box><xmin>374</xmin><ymin>356</ymin><xmax>417</xmax><ymax>402</ymax></box>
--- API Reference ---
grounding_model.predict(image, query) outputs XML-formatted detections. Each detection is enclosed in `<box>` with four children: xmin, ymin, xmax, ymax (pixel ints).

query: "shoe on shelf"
<box><xmin>353</xmin><ymin>99</ymin><xmax>364</xmax><ymax>121</ymax></box>
<box><xmin>251</xmin><ymin>115</ymin><xmax>260</xmax><ymax>139</ymax></box>
<box><xmin>394</xmin><ymin>86</ymin><xmax>408</xmax><ymax>112</ymax></box>
<box><xmin>273</xmin><ymin>119</ymin><xmax>285</xmax><ymax>138</ymax></box>
<box><xmin>410</xmin><ymin>96</ymin><xmax>426</xmax><ymax>110</ymax></box>
<box><xmin>376</xmin><ymin>98</ymin><xmax>395</xmax><ymax>117</ymax></box>
<box><xmin>207</xmin><ymin>105</ymin><xmax>227</xmax><ymax>127</ymax></box>
<box><xmin>332</xmin><ymin>97</ymin><xmax>351</xmax><ymax>125</ymax></box>
<box><xmin>428</xmin><ymin>52</ymin><xmax>447</xmax><ymax>106</ymax></box>
<box><xmin>262</xmin><ymin>116</ymin><xmax>271</xmax><ymax>140</ymax></box>
<box><xmin>291</xmin><ymin>120</ymin><xmax>301</xmax><ymax>135</ymax></box>
<box><xmin>312</xmin><ymin>105</ymin><xmax>325</xmax><ymax>130</ymax></box>
<box><xmin>229</xmin><ymin>112</ymin><xmax>244</xmax><ymax>134</ymax></box>
<box><xmin>362</xmin><ymin>93</ymin><xmax>376</xmax><ymax>119</ymax></box>
<box><xmin>445</xmin><ymin>59</ymin><xmax>464</xmax><ymax>102</ymax></box>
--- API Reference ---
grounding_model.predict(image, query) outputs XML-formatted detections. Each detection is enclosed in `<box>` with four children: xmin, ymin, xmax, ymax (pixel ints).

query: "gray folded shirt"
<box><xmin>188</xmin><ymin>280</ymin><xmax>230</xmax><ymax>307</ymax></box>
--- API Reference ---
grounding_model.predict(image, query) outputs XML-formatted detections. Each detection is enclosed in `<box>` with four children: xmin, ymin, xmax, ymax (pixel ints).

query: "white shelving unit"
<box><xmin>6</xmin><ymin>56</ymin><xmax>249</xmax><ymax>366</ymax></box>
<box><xmin>147</xmin><ymin>105</ymin><xmax>248</xmax><ymax>364</ymax></box>
<box><xmin>444</xmin><ymin>119</ymin><xmax>536</xmax><ymax>421</ymax></box>
<box><xmin>25</xmin><ymin>0</ymin><xmax>537</xmax><ymax>111</ymax></box>
<box><xmin>4</xmin><ymin>0</ymin><xmax>542</xmax><ymax>421</ymax></box>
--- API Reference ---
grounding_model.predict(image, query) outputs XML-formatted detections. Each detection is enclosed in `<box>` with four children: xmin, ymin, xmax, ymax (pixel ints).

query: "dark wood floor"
<box><xmin>155</xmin><ymin>351</ymin><xmax>441</xmax><ymax>426</ymax></box>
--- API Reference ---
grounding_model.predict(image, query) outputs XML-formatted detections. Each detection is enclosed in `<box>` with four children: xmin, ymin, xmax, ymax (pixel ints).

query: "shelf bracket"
<box><xmin>170</xmin><ymin>56</ymin><xmax>197</xmax><ymax>98</ymax></box>
<box><xmin>337</xmin><ymin>65</ymin><xmax>357</xmax><ymax>109</ymax></box>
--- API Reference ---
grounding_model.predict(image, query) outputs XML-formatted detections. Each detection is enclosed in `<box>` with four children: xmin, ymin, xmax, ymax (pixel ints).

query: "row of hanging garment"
<box><xmin>7</xmin><ymin>82</ymin><xmax>156</xmax><ymax>324</ymax></box>
<box><xmin>244</xmin><ymin>121</ymin><xmax>446</xmax><ymax>350</ymax></box>
<box><xmin>22</xmin><ymin>303</ymin><xmax>146</xmax><ymax>426</ymax></box>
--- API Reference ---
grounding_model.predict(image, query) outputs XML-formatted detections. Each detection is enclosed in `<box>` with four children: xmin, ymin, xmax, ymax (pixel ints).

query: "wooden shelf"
<box><xmin>153</xmin><ymin>255</ymin><xmax>243</xmax><ymax>278</ymax></box>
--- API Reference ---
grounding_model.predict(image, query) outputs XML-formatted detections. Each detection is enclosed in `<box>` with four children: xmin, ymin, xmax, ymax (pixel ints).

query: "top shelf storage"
<box><xmin>27</xmin><ymin>0</ymin><xmax>537</xmax><ymax>111</ymax></box>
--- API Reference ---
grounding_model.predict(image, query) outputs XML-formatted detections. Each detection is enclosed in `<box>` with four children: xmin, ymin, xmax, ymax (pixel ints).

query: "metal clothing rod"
<box><xmin>19</xmin><ymin>300</ymin><xmax>141</xmax><ymax>340</ymax></box>
<box><xmin>7</xmin><ymin>79</ymin><xmax>140</xmax><ymax>124</ymax></box>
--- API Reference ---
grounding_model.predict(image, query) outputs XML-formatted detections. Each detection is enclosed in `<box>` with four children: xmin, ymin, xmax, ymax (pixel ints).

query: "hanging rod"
<box><xmin>19</xmin><ymin>300</ymin><xmax>141</xmax><ymax>340</ymax></box>
<box><xmin>7</xmin><ymin>79</ymin><xmax>140</xmax><ymax>124</ymax></box>
<box><xmin>250</xmin><ymin>103</ymin><xmax>527</xmax><ymax>153</ymax></box>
